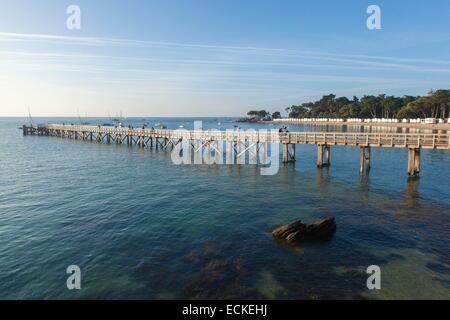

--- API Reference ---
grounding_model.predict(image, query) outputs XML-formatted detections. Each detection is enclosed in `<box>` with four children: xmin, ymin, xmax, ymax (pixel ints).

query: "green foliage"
<box><xmin>247</xmin><ymin>110</ymin><xmax>270</xmax><ymax>120</ymax></box>
<box><xmin>271</xmin><ymin>111</ymin><xmax>281</xmax><ymax>119</ymax></box>
<box><xmin>283</xmin><ymin>90</ymin><xmax>450</xmax><ymax>119</ymax></box>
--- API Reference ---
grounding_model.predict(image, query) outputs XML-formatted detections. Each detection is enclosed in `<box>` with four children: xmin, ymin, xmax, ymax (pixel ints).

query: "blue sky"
<box><xmin>1</xmin><ymin>0</ymin><xmax>450</xmax><ymax>116</ymax></box>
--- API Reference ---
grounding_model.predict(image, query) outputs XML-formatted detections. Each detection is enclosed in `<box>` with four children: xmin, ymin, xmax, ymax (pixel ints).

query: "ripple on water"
<box><xmin>0</xmin><ymin>118</ymin><xmax>449</xmax><ymax>299</ymax></box>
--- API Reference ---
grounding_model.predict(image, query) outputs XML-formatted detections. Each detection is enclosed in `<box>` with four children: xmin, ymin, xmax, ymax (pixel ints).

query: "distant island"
<box><xmin>237</xmin><ymin>110</ymin><xmax>281</xmax><ymax>123</ymax></box>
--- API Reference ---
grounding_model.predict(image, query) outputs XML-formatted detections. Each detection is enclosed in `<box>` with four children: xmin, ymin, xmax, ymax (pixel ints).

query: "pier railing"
<box><xmin>24</xmin><ymin>124</ymin><xmax>450</xmax><ymax>176</ymax></box>
<box><xmin>41</xmin><ymin>124</ymin><xmax>450</xmax><ymax>149</ymax></box>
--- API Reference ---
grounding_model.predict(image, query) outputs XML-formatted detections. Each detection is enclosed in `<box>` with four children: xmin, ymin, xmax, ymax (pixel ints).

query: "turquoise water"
<box><xmin>0</xmin><ymin>117</ymin><xmax>449</xmax><ymax>299</ymax></box>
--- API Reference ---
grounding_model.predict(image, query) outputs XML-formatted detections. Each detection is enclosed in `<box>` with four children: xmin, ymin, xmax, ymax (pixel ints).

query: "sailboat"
<box><xmin>112</xmin><ymin>110</ymin><xmax>126</xmax><ymax>127</ymax></box>
<box><xmin>19</xmin><ymin>108</ymin><xmax>34</xmax><ymax>129</ymax></box>
<box><xmin>77</xmin><ymin>109</ymin><xmax>90</xmax><ymax>125</ymax></box>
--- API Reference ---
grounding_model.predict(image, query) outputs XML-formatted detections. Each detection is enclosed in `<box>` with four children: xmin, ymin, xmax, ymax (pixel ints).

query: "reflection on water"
<box><xmin>405</xmin><ymin>178</ymin><xmax>421</xmax><ymax>208</ymax></box>
<box><xmin>0</xmin><ymin>117</ymin><xmax>449</xmax><ymax>299</ymax></box>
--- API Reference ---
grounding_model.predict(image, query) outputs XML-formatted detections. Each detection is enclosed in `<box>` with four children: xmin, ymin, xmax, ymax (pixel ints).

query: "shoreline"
<box><xmin>264</xmin><ymin>120</ymin><xmax>450</xmax><ymax>131</ymax></box>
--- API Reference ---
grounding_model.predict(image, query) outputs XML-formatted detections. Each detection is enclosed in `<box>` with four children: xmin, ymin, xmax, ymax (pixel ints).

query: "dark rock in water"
<box><xmin>236</xmin><ymin>117</ymin><xmax>260</xmax><ymax>123</ymax></box>
<box><xmin>272</xmin><ymin>218</ymin><xmax>336</xmax><ymax>243</ymax></box>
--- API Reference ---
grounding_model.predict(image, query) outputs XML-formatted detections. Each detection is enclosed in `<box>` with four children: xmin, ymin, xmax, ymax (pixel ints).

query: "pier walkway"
<box><xmin>23</xmin><ymin>124</ymin><xmax>450</xmax><ymax>176</ymax></box>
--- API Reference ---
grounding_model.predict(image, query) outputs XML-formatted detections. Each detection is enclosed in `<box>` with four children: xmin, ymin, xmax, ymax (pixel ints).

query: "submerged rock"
<box><xmin>272</xmin><ymin>218</ymin><xmax>336</xmax><ymax>243</ymax></box>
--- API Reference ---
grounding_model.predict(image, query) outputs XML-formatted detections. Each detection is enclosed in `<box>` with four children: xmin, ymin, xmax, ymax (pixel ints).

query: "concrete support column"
<box><xmin>408</xmin><ymin>148</ymin><xmax>421</xmax><ymax>176</ymax></box>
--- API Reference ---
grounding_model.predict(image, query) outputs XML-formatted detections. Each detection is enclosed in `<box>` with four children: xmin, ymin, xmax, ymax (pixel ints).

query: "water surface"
<box><xmin>0</xmin><ymin>117</ymin><xmax>449</xmax><ymax>299</ymax></box>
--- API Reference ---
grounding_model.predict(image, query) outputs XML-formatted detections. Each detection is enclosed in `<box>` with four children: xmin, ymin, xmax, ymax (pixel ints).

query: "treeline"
<box><xmin>245</xmin><ymin>110</ymin><xmax>281</xmax><ymax>121</ymax></box>
<box><xmin>285</xmin><ymin>90</ymin><xmax>450</xmax><ymax>119</ymax></box>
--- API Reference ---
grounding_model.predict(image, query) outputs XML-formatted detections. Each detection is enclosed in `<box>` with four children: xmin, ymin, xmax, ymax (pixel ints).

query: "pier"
<box><xmin>23</xmin><ymin>124</ymin><xmax>450</xmax><ymax>177</ymax></box>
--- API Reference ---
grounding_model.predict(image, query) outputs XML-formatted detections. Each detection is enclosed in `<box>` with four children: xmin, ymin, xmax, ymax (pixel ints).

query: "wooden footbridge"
<box><xmin>23</xmin><ymin>124</ymin><xmax>450</xmax><ymax>176</ymax></box>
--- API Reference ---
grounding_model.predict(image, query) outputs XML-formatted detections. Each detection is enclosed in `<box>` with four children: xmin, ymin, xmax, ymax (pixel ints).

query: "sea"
<box><xmin>0</xmin><ymin>117</ymin><xmax>449</xmax><ymax>299</ymax></box>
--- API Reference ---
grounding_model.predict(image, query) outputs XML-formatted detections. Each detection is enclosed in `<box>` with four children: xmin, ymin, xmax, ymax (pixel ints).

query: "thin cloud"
<box><xmin>2</xmin><ymin>50</ymin><xmax>450</xmax><ymax>74</ymax></box>
<box><xmin>1</xmin><ymin>32</ymin><xmax>449</xmax><ymax>68</ymax></box>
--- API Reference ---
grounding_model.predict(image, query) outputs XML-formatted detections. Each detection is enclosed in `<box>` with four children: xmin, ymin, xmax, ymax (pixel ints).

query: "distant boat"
<box><xmin>112</xmin><ymin>110</ymin><xmax>125</xmax><ymax>122</ymax></box>
<box><xmin>217</xmin><ymin>122</ymin><xmax>221</xmax><ymax>126</ymax></box>
<box><xmin>77</xmin><ymin>109</ymin><xmax>90</xmax><ymax>125</ymax></box>
<box><xmin>179</xmin><ymin>125</ymin><xmax>185</xmax><ymax>128</ymax></box>
<box><xmin>155</xmin><ymin>123</ymin><xmax>167</xmax><ymax>129</ymax></box>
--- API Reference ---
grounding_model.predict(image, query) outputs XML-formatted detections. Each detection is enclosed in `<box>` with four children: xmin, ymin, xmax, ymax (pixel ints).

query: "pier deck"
<box><xmin>23</xmin><ymin>124</ymin><xmax>450</xmax><ymax>176</ymax></box>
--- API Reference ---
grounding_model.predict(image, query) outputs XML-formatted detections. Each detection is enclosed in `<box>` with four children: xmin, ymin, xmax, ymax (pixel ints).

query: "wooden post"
<box><xmin>317</xmin><ymin>145</ymin><xmax>330</xmax><ymax>168</ymax></box>
<box><xmin>414</xmin><ymin>148</ymin><xmax>421</xmax><ymax>174</ymax></box>
<box><xmin>359</xmin><ymin>147</ymin><xmax>364</xmax><ymax>174</ymax></box>
<box><xmin>317</xmin><ymin>144</ymin><xmax>323</xmax><ymax>167</ymax></box>
<box><xmin>408</xmin><ymin>148</ymin><xmax>421</xmax><ymax>176</ymax></box>
<box><xmin>282</xmin><ymin>143</ymin><xmax>288</xmax><ymax>163</ymax></box>
<box><xmin>324</xmin><ymin>145</ymin><xmax>330</xmax><ymax>166</ymax></box>
<box><xmin>359</xmin><ymin>146</ymin><xmax>371</xmax><ymax>174</ymax></box>
<box><xmin>290</xmin><ymin>143</ymin><xmax>296</xmax><ymax>162</ymax></box>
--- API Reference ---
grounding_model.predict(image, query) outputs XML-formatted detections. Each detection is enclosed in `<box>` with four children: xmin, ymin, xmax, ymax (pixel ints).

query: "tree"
<box><xmin>249</xmin><ymin>89</ymin><xmax>449</xmax><ymax>120</ymax></box>
<box><xmin>397</xmin><ymin>90</ymin><xmax>450</xmax><ymax>119</ymax></box>
<box><xmin>359</xmin><ymin>95</ymin><xmax>378</xmax><ymax>118</ymax></box>
<box><xmin>272</xmin><ymin>111</ymin><xmax>281</xmax><ymax>119</ymax></box>
<box><xmin>433</xmin><ymin>90</ymin><xmax>450</xmax><ymax>119</ymax></box>
<box><xmin>247</xmin><ymin>110</ymin><xmax>269</xmax><ymax>120</ymax></box>
<box><xmin>381</xmin><ymin>96</ymin><xmax>404</xmax><ymax>118</ymax></box>
<box><xmin>286</xmin><ymin>103</ymin><xmax>313</xmax><ymax>118</ymax></box>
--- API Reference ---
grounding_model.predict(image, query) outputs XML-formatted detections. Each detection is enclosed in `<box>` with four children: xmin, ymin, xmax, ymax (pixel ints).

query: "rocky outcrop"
<box><xmin>272</xmin><ymin>218</ymin><xmax>336</xmax><ymax>243</ymax></box>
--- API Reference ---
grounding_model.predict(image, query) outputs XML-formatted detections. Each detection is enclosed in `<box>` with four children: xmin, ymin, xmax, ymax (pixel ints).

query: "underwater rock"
<box><xmin>272</xmin><ymin>218</ymin><xmax>336</xmax><ymax>243</ymax></box>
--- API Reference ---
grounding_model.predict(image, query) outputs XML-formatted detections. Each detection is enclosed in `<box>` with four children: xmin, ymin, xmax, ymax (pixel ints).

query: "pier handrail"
<box><xmin>41</xmin><ymin>124</ymin><xmax>450</xmax><ymax>149</ymax></box>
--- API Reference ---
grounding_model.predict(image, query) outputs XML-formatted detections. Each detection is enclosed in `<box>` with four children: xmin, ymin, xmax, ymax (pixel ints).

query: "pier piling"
<box><xmin>359</xmin><ymin>146</ymin><xmax>371</xmax><ymax>174</ymax></box>
<box><xmin>408</xmin><ymin>148</ymin><xmax>421</xmax><ymax>176</ymax></box>
<box><xmin>22</xmin><ymin>124</ymin><xmax>450</xmax><ymax>177</ymax></box>
<box><xmin>317</xmin><ymin>144</ymin><xmax>330</xmax><ymax>168</ymax></box>
<box><xmin>282</xmin><ymin>143</ymin><xmax>296</xmax><ymax>163</ymax></box>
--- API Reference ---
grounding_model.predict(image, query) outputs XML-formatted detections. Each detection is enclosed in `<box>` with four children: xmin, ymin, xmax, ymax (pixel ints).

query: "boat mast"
<box><xmin>28</xmin><ymin>107</ymin><xmax>34</xmax><ymax>125</ymax></box>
